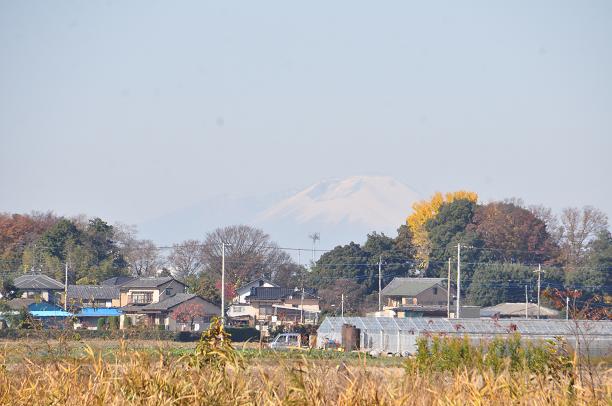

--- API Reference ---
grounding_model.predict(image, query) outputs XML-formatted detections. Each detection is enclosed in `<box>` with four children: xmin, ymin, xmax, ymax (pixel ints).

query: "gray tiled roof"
<box><xmin>6</xmin><ymin>298</ymin><xmax>36</xmax><ymax>310</ymax></box>
<box><xmin>481</xmin><ymin>303</ymin><xmax>560</xmax><ymax>317</ymax></box>
<box><xmin>14</xmin><ymin>274</ymin><xmax>64</xmax><ymax>290</ymax></box>
<box><xmin>120</xmin><ymin>277</ymin><xmax>175</xmax><ymax>288</ymax></box>
<box><xmin>247</xmin><ymin>287</ymin><xmax>317</xmax><ymax>301</ymax></box>
<box><xmin>67</xmin><ymin>285</ymin><xmax>120</xmax><ymax>300</ymax></box>
<box><xmin>236</xmin><ymin>278</ymin><xmax>279</xmax><ymax>295</ymax></box>
<box><xmin>101</xmin><ymin>276</ymin><xmax>136</xmax><ymax>286</ymax></box>
<box><xmin>381</xmin><ymin>277</ymin><xmax>447</xmax><ymax>297</ymax></box>
<box><xmin>140</xmin><ymin>293</ymin><xmax>197</xmax><ymax>311</ymax></box>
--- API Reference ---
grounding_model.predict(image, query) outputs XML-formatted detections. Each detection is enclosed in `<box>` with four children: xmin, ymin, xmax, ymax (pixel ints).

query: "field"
<box><xmin>0</xmin><ymin>334</ymin><xmax>610</xmax><ymax>405</ymax></box>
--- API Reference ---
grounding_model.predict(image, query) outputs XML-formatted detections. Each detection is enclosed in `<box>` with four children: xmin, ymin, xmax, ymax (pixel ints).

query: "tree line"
<box><xmin>309</xmin><ymin>192</ymin><xmax>610</xmax><ymax>314</ymax></box>
<box><xmin>1</xmin><ymin>192</ymin><xmax>610</xmax><ymax>315</ymax></box>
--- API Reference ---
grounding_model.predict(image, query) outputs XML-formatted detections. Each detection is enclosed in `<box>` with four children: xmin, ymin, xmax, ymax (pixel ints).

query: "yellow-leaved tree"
<box><xmin>407</xmin><ymin>191</ymin><xmax>478</xmax><ymax>269</ymax></box>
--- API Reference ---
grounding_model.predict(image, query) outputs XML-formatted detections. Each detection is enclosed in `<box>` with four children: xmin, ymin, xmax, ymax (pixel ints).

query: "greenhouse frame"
<box><xmin>316</xmin><ymin>317</ymin><xmax>612</xmax><ymax>356</ymax></box>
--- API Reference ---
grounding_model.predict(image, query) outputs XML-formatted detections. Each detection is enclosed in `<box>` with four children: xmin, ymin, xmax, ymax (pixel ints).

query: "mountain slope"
<box><xmin>254</xmin><ymin>176</ymin><xmax>420</xmax><ymax>248</ymax></box>
<box><xmin>138</xmin><ymin>176</ymin><xmax>420</xmax><ymax>250</ymax></box>
<box><xmin>257</xmin><ymin>176</ymin><xmax>420</xmax><ymax>229</ymax></box>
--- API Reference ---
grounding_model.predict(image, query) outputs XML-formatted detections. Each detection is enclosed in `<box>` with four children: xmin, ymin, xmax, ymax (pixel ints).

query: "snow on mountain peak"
<box><xmin>256</xmin><ymin>176</ymin><xmax>420</xmax><ymax>229</ymax></box>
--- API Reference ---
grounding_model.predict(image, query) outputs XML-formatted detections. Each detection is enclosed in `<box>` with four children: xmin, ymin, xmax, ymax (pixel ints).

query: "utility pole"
<box><xmin>566</xmin><ymin>296</ymin><xmax>570</xmax><ymax>320</ymax></box>
<box><xmin>534</xmin><ymin>264</ymin><xmax>544</xmax><ymax>319</ymax></box>
<box><xmin>447</xmin><ymin>258</ymin><xmax>451</xmax><ymax>318</ymax></box>
<box><xmin>64</xmin><ymin>262</ymin><xmax>68</xmax><ymax>311</ymax></box>
<box><xmin>300</xmin><ymin>286</ymin><xmax>304</xmax><ymax>324</ymax></box>
<box><xmin>525</xmin><ymin>285</ymin><xmax>528</xmax><ymax>319</ymax></box>
<box><xmin>456</xmin><ymin>244</ymin><xmax>461</xmax><ymax>319</ymax></box>
<box><xmin>341</xmin><ymin>293</ymin><xmax>344</xmax><ymax>317</ymax></box>
<box><xmin>221</xmin><ymin>242</ymin><xmax>227</xmax><ymax>327</ymax></box>
<box><xmin>378</xmin><ymin>255</ymin><xmax>382</xmax><ymax>312</ymax></box>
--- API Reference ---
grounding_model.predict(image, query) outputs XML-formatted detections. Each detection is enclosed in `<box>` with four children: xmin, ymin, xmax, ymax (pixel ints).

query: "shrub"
<box><xmin>225</xmin><ymin>327</ymin><xmax>259</xmax><ymax>342</ymax></box>
<box><xmin>175</xmin><ymin>331</ymin><xmax>193</xmax><ymax>342</ymax></box>
<box><xmin>108</xmin><ymin>316</ymin><xmax>119</xmax><ymax>330</ymax></box>
<box><xmin>406</xmin><ymin>334</ymin><xmax>572</xmax><ymax>376</ymax></box>
<box><xmin>96</xmin><ymin>317</ymin><xmax>107</xmax><ymax>330</ymax></box>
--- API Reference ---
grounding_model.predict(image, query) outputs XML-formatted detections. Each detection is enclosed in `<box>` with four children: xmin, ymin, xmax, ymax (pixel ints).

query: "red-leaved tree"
<box><xmin>173</xmin><ymin>302</ymin><xmax>206</xmax><ymax>331</ymax></box>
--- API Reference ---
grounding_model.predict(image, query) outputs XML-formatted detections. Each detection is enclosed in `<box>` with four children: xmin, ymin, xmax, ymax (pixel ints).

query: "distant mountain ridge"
<box><xmin>256</xmin><ymin>176</ymin><xmax>420</xmax><ymax>230</ymax></box>
<box><xmin>138</xmin><ymin>176</ymin><xmax>420</xmax><ymax>249</ymax></box>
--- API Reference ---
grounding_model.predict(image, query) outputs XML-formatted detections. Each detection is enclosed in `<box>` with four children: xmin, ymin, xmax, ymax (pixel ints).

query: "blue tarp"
<box><xmin>30</xmin><ymin>302</ymin><xmax>64</xmax><ymax>312</ymax></box>
<box><xmin>75</xmin><ymin>308</ymin><xmax>121</xmax><ymax>317</ymax></box>
<box><xmin>30</xmin><ymin>310</ymin><xmax>73</xmax><ymax>317</ymax></box>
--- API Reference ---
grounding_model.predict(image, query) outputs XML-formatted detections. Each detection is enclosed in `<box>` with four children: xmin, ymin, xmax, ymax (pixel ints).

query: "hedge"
<box><xmin>0</xmin><ymin>328</ymin><xmax>175</xmax><ymax>341</ymax></box>
<box><xmin>226</xmin><ymin>327</ymin><xmax>260</xmax><ymax>342</ymax></box>
<box><xmin>0</xmin><ymin>327</ymin><xmax>261</xmax><ymax>342</ymax></box>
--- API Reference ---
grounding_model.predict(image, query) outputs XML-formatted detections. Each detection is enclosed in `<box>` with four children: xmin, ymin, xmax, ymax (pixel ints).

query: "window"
<box><xmin>433</xmin><ymin>287</ymin><xmax>438</xmax><ymax>295</ymax></box>
<box><xmin>165</xmin><ymin>288</ymin><xmax>172</xmax><ymax>295</ymax></box>
<box><xmin>131</xmin><ymin>291</ymin><xmax>153</xmax><ymax>304</ymax></box>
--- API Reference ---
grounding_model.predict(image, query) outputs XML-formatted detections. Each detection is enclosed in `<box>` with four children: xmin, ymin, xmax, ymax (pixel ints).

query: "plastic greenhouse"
<box><xmin>316</xmin><ymin>317</ymin><xmax>612</xmax><ymax>356</ymax></box>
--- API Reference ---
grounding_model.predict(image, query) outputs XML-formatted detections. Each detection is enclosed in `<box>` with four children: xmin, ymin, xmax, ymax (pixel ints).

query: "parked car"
<box><xmin>269</xmin><ymin>333</ymin><xmax>303</xmax><ymax>349</ymax></box>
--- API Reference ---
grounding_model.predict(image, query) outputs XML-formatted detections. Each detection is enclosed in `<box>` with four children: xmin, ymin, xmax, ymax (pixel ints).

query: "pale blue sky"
<box><xmin>1</xmin><ymin>1</ymin><xmax>611</xmax><ymax>228</ymax></box>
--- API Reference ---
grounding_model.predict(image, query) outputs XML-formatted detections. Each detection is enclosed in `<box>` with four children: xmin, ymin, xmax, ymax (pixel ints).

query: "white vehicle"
<box><xmin>269</xmin><ymin>333</ymin><xmax>302</xmax><ymax>349</ymax></box>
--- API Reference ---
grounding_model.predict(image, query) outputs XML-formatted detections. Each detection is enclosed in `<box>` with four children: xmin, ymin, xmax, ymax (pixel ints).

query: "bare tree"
<box><xmin>125</xmin><ymin>239</ymin><xmax>161</xmax><ymax>277</ymax></box>
<box><xmin>202</xmin><ymin>225</ymin><xmax>294</xmax><ymax>286</ymax></box>
<box><xmin>529</xmin><ymin>204</ymin><xmax>562</xmax><ymax>243</ymax></box>
<box><xmin>167</xmin><ymin>239</ymin><xmax>205</xmax><ymax>280</ymax></box>
<box><xmin>113</xmin><ymin>224</ymin><xmax>161</xmax><ymax>277</ymax></box>
<box><xmin>559</xmin><ymin>206</ymin><xmax>608</xmax><ymax>270</ymax></box>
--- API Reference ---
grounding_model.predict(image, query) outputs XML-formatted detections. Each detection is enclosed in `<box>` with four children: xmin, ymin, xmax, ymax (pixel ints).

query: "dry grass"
<box><xmin>0</xmin><ymin>340</ymin><xmax>610</xmax><ymax>406</ymax></box>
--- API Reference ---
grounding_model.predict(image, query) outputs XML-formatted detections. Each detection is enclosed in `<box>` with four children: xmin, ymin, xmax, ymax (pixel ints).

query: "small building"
<box><xmin>381</xmin><ymin>277</ymin><xmax>455</xmax><ymax>317</ymax></box>
<box><xmin>245</xmin><ymin>286</ymin><xmax>320</xmax><ymax>325</ymax></box>
<box><xmin>13</xmin><ymin>274</ymin><xmax>64</xmax><ymax>303</ymax></box>
<box><xmin>2</xmin><ymin>298</ymin><xmax>71</xmax><ymax>328</ymax></box>
<box><xmin>481</xmin><ymin>303</ymin><xmax>560</xmax><ymax>319</ymax></box>
<box><xmin>119</xmin><ymin>276</ymin><xmax>188</xmax><ymax>306</ymax></box>
<box><xmin>227</xmin><ymin>278</ymin><xmax>279</xmax><ymax>324</ymax></box>
<box><xmin>121</xmin><ymin>293</ymin><xmax>220</xmax><ymax>331</ymax></box>
<box><xmin>232</xmin><ymin>278</ymin><xmax>278</xmax><ymax>304</ymax></box>
<box><xmin>65</xmin><ymin>285</ymin><xmax>121</xmax><ymax>308</ymax></box>
<box><xmin>74</xmin><ymin>307</ymin><xmax>122</xmax><ymax>330</ymax></box>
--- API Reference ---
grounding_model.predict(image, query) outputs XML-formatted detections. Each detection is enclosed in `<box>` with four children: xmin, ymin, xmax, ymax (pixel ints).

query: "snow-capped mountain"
<box><xmin>138</xmin><ymin>176</ymin><xmax>420</xmax><ymax>250</ymax></box>
<box><xmin>256</xmin><ymin>176</ymin><xmax>420</xmax><ymax>231</ymax></box>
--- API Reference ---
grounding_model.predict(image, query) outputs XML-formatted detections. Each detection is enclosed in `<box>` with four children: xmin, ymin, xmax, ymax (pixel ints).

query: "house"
<box><xmin>244</xmin><ymin>286</ymin><xmax>320</xmax><ymax>325</ymax></box>
<box><xmin>381</xmin><ymin>277</ymin><xmax>455</xmax><ymax>318</ymax></box>
<box><xmin>481</xmin><ymin>303</ymin><xmax>561</xmax><ymax>319</ymax></box>
<box><xmin>13</xmin><ymin>274</ymin><xmax>64</xmax><ymax>303</ymax></box>
<box><xmin>227</xmin><ymin>278</ymin><xmax>278</xmax><ymax>323</ymax></box>
<box><xmin>232</xmin><ymin>278</ymin><xmax>278</xmax><ymax>304</ymax></box>
<box><xmin>118</xmin><ymin>277</ymin><xmax>220</xmax><ymax>331</ymax></box>
<box><xmin>65</xmin><ymin>285</ymin><xmax>121</xmax><ymax>308</ymax></box>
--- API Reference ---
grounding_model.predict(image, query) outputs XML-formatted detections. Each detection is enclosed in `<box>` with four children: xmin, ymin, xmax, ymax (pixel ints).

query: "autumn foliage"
<box><xmin>407</xmin><ymin>191</ymin><xmax>478</xmax><ymax>268</ymax></box>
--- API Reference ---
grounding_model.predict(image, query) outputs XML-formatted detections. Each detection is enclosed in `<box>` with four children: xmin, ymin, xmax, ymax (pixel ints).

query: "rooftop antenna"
<box><xmin>308</xmin><ymin>232</ymin><xmax>320</xmax><ymax>264</ymax></box>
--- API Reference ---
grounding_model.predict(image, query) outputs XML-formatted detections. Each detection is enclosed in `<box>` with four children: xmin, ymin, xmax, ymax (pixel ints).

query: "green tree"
<box><xmin>186</xmin><ymin>273</ymin><xmax>221</xmax><ymax>305</ymax></box>
<box><xmin>37</xmin><ymin>218</ymin><xmax>82</xmax><ymax>260</ymax></box>
<box><xmin>0</xmin><ymin>277</ymin><xmax>17</xmax><ymax>299</ymax></box>
<box><xmin>467</xmin><ymin>262</ymin><xmax>537</xmax><ymax>307</ymax></box>
<box><xmin>425</xmin><ymin>199</ymin><xmax>479</xmax><ymax>278</ymax></box>
<box><xmin>362</xmin><ymin>231</ymin><xmax>413</xmax><ymax>290</ymax></box>
<box><xmin>308</xmin><ymin>242</ymin><xmax>370</xmax><ymax>290</ymax></box>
